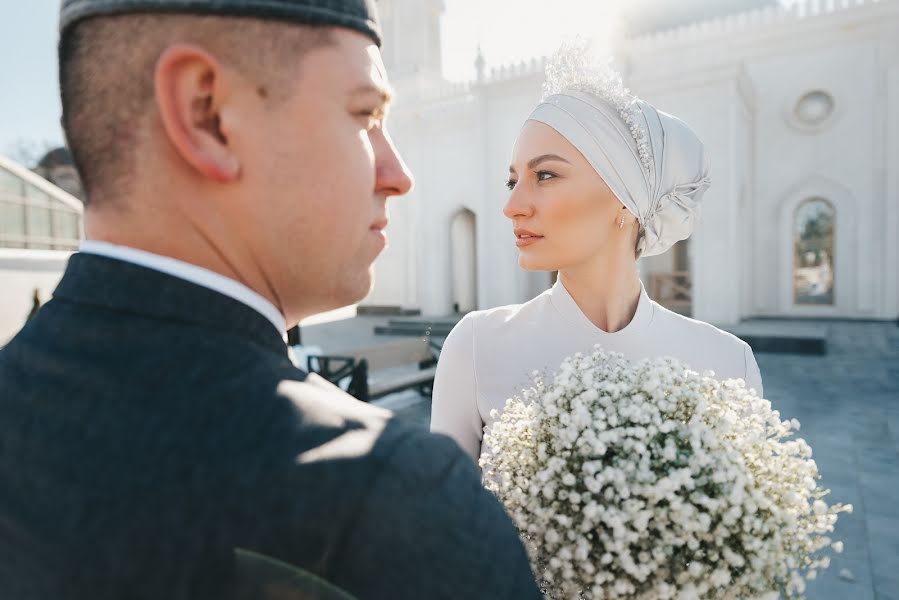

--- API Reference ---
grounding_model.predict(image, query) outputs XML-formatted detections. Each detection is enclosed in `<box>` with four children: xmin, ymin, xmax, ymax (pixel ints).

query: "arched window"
<box><xmin>793</xmin><ymin>198</ymin><xmax>835</xmax><ymax>305</ymax></box>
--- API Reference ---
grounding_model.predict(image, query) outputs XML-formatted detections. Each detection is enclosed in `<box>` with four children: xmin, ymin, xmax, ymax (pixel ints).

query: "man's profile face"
<box><xmin>231</xmin><ymin>29</ymin><xmax>413</xmax><ymax>324</ymax></box>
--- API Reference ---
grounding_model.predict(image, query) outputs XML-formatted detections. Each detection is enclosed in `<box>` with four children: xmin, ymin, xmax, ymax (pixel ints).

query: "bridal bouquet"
<box><xmin>480</xmin><ymin>346</ymin><xmax>851</xmax><ymax>600</ymax></box>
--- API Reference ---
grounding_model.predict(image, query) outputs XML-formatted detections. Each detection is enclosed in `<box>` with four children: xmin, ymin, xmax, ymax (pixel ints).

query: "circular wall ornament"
<box><xmin>786</xmin><ymin>90</ymin><xmax>838</xmax><ymax>133</ymax></box>
<box><xmin>795</xmin><ymin>91</ymin><xmax>834</xmax><ymax>125</ymax></box>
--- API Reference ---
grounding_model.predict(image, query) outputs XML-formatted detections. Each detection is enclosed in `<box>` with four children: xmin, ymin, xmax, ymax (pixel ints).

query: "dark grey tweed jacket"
<box><xmin>0</xmin><ymin>253</ymin><xmax>540</xmax><ymax>600</ymax></box>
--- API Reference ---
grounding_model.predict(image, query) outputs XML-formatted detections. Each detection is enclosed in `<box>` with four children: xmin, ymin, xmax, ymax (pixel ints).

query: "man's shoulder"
<box><xmin>273</xmin><ymin>374</ymin><xmax>463</xmax><ymax>468</ymax></box>
<box><xmin>274</xmin><ymin>375</ymin><xmax>472</xmax><ymax>482</ymax></box>
<box><xmin>268</xmin><ymin>374</ymin><xmax>395</xmax><ymax>444</ymax></box>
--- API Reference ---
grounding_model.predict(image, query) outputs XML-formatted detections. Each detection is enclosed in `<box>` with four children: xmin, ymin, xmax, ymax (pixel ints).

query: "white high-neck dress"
<box><xmin>430</xmin><ymin>280</ymin><xmax>763</xmax><ymax>462</ymax></box>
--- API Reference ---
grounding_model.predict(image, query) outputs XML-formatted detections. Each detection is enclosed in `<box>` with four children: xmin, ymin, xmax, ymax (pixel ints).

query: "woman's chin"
<box><xmin>518</xmin><ymin>256</ymin><xmax>557</xmax><ymax>272</ymax></box>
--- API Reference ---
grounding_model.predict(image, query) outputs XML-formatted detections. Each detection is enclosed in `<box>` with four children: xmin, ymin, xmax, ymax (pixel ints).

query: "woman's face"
<box><xmin>504</xmin><ymin>120</ymin><xmax>632</xmax><ymax>272</ymax></box>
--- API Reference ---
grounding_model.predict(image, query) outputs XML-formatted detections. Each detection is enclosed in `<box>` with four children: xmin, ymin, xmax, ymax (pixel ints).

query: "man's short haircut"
<box><xmin>59</xmin><ymin>14</ymin><xmax>334</xmax><ymax>204</ymax></box>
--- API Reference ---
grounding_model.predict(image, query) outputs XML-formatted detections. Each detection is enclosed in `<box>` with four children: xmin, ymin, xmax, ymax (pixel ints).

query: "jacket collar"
<box><xmin>53</xmin><ymin>253</ymin><xmax>288</xmax><ymax>355</ymax></box>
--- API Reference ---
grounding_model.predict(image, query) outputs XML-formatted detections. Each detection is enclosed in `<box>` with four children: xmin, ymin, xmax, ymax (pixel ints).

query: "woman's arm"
<box><xmin>743</xmin><ymin>343</ymin><xmax>764</xmax><ymax>398</ymax></box>
<box><xmin>430</xmin><ymin>314</ymin><xmax>483</xmax><ymax>462</ymax></box>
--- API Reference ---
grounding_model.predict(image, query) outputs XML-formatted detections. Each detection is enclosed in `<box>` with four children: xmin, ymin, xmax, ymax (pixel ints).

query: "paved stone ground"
<box><xmin>751</xmin><ymin>321</ymin><xmax>899</xmax><ymax>600</ymax></box>
<box><xmin>383</xmin><ymin>320</ymin><xmax>899</xmax><ymax>600</ymax></box>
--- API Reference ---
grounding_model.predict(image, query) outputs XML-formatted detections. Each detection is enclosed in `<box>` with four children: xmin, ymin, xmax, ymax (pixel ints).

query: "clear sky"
<box><xmin>0</xmin><ymin>2</ymin><xmax>66</xmax><ymax>159</ymax></box>
<box><xmin>0</xmin><ymin>0</ymin><xmax>635</xmax><ymax>161</ymax></box>
<box><xmin>439</xmin><ymin>0</ymin><xmax>623</xmax><ymax>82</ymax></box>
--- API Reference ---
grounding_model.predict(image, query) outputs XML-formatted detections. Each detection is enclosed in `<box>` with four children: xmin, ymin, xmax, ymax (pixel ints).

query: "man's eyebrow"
<box><xmin>509</xmin><ymin>153</ymin><xmax>571</xmax><ymax>173</ymax></box>
<box><xmin>350</xmin><ymin>83</ymin><xmax>394</xmax><ymax>105</ymax></box>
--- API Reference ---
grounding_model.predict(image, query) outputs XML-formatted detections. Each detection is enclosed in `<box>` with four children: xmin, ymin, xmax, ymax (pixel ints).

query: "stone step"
<box><xmin>372</xmin><ymin>314</ymin><xmax>464</xmax><ymax>338</ymax></box>
<box><xmin>357</xmin><ymin>305</ymin><xmax>421</xmax><ymax>316</ymax></box>
<box><xmin>374</xmin><ymin>322</ymin><xmax>456</xmax><ymax>337</ymax></box>
<box><xmin>386</xmin><ymin>317</ymin><xmax>460</xmax><ymax>328</ymax></box>
<box><xmin>724</xmin><ymin>321</ymin><xmax>828</xmax><ymax>355</ymax></box>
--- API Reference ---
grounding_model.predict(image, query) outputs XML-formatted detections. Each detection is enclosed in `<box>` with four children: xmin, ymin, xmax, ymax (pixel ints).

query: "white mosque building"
<box><xmin>364</xmin><ymin>0</ymin><xmax>899</xmax><ymax>325</ymax></box>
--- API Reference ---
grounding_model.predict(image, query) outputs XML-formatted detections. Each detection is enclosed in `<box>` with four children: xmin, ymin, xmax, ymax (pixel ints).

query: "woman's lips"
<box><xmin>515</xmin><ymin>232</ymin><xmax>544</xmax><ymax>248</ymax></box>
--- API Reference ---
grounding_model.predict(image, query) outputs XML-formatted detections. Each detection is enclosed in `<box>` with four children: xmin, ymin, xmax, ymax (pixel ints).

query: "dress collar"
<box><xmin>79</xmin><ymin>240</ymin><xmax>286</xmax><ymax>336</ymax></box>
<box><xmin>549</xmin><ymin>277</ymin><xmax>654</xmax><ymax>338</ymax></box>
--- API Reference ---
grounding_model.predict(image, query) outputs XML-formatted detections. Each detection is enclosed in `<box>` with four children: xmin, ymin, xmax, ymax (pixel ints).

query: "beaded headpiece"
<box><xmin>541</xmin><ymin>39</ymin><xmax>652</xmax><ymax>173</ymax></box>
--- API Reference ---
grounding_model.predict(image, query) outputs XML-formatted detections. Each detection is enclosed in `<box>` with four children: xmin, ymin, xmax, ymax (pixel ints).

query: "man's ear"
<box><xmin>154</xmin><ymin>44</ymin><xmax>241</xmax><ymax>182</ymax></box>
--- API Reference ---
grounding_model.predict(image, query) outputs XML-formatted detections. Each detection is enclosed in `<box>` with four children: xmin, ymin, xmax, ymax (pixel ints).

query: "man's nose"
<box><xmin>375</xmin><ymin>129</ymin><xmax>414</xmax><ymax>198</ymax></box>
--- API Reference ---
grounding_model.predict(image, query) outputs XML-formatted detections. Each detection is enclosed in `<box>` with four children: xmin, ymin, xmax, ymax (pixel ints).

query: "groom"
<box><xmin>0</xmin><ymin>1</ymin><xmax>540</xmax><ymax>598</ymax></box>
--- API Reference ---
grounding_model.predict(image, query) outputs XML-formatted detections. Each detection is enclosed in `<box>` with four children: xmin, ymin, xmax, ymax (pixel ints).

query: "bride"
<box><xmin>430</xmin><ymin>44</ymin><xmax>763</xmax><ymax>462</ymax></box>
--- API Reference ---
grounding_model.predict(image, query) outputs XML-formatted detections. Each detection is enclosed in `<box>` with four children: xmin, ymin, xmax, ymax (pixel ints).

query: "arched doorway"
<box><xmin>450</xmin><ymin>209</ymin><xmax>478</xmax><ymax>314</ymax></box>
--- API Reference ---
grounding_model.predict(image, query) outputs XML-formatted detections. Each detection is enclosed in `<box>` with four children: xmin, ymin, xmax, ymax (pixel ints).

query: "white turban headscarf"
<box><xmin>526</xmin><ymin>41</ymin><xmax>710</xmax><ymax>258</ymax></box>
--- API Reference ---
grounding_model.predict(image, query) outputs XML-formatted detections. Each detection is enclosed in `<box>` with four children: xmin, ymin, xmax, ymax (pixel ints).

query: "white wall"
<box><xmin>883</xmin><ymin>50</ymin><xmax>899</xmax><ymax>320</ymax></box>
<box><xmin>410</xmin><ymin>97</ymin><xmax>482</xmax><ymax>315</ymax></box>
<box><xmin>747</xmin><ymin>40</ymin><xmax>880</xmax><ymax>318</ymax></box>
<box><xmin>0</xmin><ymin>250</ymin><xmax>72</xmax><ymax>345</ymax></box>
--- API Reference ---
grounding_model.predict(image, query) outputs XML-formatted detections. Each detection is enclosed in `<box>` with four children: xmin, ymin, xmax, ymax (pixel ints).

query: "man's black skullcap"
<box><xmin>59</xmin><ymin>0</ymin><xmax>382</xmax><ymax>46</ymax></box>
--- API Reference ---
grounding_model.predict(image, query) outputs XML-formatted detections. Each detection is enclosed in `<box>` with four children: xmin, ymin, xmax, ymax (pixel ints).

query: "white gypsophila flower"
<box><xmin>479</xmin><ymin>346</ymin><xmax>851</xmax><ymax>600</ymax></box>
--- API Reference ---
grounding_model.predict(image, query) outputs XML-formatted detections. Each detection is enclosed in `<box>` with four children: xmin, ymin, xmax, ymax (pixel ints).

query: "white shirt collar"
<box><xmin>549</xmin><ymin>278</ymin><xmax>654</xmax><ymax>337</ymax></box>
<box><xmin>78</xmin><ymin>240</ymin><xmax>287</xmax><ymax>336</ymax></box>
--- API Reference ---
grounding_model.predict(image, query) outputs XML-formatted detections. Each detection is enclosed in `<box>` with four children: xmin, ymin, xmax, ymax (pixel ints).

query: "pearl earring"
<box><xmin>619</xmin><ymin>215</ymin><xmax>626</xmax><ymax>230</ymax></box>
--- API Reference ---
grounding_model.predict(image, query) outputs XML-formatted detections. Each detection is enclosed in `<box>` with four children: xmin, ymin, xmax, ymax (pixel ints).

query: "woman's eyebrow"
<box><xmin>527</xmin><ymin>154</ymin><xmax>570</xmax><ymax>169</ymax></box>
<box><xmin>509</xmin><ymin>153</ymin><xmax>571</xmax><ymax>174</ymax></box>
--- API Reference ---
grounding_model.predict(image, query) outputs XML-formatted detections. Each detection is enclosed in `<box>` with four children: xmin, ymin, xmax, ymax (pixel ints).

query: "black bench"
<box><xmin>307</xmin><ymin>337</ymin><xmax>440</xmax><ymax>403</ymax></box>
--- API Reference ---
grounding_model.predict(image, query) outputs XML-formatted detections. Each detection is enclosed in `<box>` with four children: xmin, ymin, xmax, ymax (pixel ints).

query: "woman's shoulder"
<box><xmin>458</xmin><ymin>290</ymin><xmax>552</xmax><ymax>329</ymax></box>
<box><xmin>443</xmin><ymin>289</ymin><xmax>553</xmax><ymax>345</ymax></box>
<box><xmin>651</xmin><ymin>303</ymin><xmax>763</xmax><ymax>394</ymax></box>
<box><xmin>648</xmin><ymin>301</ymin><xmax>763</xmax><ymax>394</ymax></box>
<box><xmin>650</xmin><ymin>301</ymin><xmax>751</xmax><ymax>358</ymax></box>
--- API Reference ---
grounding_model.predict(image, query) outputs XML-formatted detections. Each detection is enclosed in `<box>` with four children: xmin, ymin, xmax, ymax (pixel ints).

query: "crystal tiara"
<box><xmin>541</xmin><ymin>38</ymin><xmax>653</xmax><ymax>173</ymax></box>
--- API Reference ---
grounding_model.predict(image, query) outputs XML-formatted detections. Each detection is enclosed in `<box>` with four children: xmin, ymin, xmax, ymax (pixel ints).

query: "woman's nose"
<box><xmin>503</xmin><ymin>186</ymin><xmax>534</xmax><ymax>220</ymax></box>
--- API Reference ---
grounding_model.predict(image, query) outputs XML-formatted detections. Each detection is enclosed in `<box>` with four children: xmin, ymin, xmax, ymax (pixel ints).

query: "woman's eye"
<box><xmin>505</xmin><ymin>179</ymin><xmax>518</xmax><ymax>191</ymax></box>
<box><xmin>536</xmin><ymin>171</ymin><xmax>557</xmax><ymax>182</ymax></box>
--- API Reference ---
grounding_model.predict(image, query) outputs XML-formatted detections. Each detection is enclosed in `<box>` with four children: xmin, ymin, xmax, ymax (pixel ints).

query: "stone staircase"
<box><xmin>724</xmin><ymin>320</ymin><xmax>828</xmax><ymax>355</ymax></box>
<box><xmin>373</xmin><ymin>315</ymin><xmax>463</xmax><ymax>338</ymax></box>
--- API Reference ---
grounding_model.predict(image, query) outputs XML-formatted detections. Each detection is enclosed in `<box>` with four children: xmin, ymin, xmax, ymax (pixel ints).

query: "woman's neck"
<box><xmin>558</xmin><ymin>253</ymin><xmax>642</xmax><ymax>334</ymax></box>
